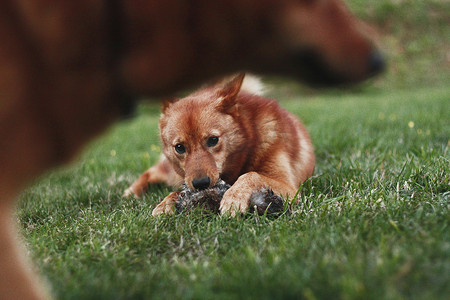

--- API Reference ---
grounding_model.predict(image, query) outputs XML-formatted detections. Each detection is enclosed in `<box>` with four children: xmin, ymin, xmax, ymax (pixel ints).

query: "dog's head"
<box><xmin>159</xmin><ymin>74</ymin><xmax>247</xmax><ymax>191</ymax></box>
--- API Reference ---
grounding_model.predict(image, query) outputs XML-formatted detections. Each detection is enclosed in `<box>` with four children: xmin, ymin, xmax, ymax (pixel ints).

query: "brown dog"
<box><xmin>0</xmin><ymin>1</ymin><xmax>383</xmax><ymax>299</ymax></box>
<box><xmin>125</xmin><ymin>74</ymin><xmax>315</xmax><ymax>217</ymax></box>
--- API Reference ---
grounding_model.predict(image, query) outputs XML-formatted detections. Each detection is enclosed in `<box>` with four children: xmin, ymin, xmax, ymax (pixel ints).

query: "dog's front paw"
<box><xmin>151</xmin><ymin>192</ymin><xmax>178</xmax><ymax>216</ymax></box>
<box><xmin>152</xmin><ymin>202</ymin><xmax>175</xmax><ymax>216</ymax></box>
<box><xmin>122</xmin><ymin>187</ymin><xmax>136</xmax><ymax>198</ymax></box>
<box><xmin>219</xmin><ymin>189</ymin><xmax>250</xmax><ymax>217</ymax></box>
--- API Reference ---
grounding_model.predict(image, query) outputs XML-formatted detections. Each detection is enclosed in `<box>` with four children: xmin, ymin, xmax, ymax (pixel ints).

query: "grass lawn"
<box><xmin>17</xmin><ymin>1</ymin><xmax>449</xmax><ymax>299</ymax></box>
<box><xmin>19</xmin><ymin>85</ymin><xmax>449</xmax><ymax>300</ymax></box>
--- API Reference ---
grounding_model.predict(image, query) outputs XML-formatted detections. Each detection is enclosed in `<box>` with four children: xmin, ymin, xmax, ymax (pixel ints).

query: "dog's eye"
<box><xmin>207</xmin><ymin>136</ymin><xmax>219</xmax><ymax>147</ymax></box>
<box><xmin>174</xmin><ymin>143</ymin><xmax>186</xmax><ymax>154</ymax></box>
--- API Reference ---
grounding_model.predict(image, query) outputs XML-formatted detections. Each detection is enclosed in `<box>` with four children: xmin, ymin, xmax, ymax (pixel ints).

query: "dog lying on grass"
<box><xmin>124</xmin><ymin>74</ymin><xmax>315</xmax><ymax>217</ymax></box>
<box><xmin>0</xmin><ymin>0</ymin><xmax>384</xmax><ymax>299</ymax></box>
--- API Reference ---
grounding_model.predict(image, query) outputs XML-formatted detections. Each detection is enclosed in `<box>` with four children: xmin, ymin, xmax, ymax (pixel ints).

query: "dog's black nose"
<box><xmin>192</xmin><ymin>177</ymin><xmax>211</xmax><ymax>190</ymax></box>
<box><xmin>368</xmin><ymin>50</ymin><xmax>385</xmax><ymax>76</ymax></box>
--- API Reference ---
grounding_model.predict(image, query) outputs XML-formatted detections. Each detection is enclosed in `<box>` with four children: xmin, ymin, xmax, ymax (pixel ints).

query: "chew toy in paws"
<box><xmin>249</xmin><ymin>188</ymin><xmax>284</xmax><ymax>215</ymax></box>
<box><xmin>175</xmin><ymin>179</ymin><xmax>230</xmax><ymax>213</ymax></box>
<box><xmin>175</xmin><ymin>179</ymin><xmax>284</xmax><ymax>215</ymax></box>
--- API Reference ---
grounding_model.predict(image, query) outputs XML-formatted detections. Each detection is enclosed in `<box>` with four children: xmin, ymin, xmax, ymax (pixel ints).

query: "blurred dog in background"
<box><xmin>0</xmin><ymin>0</ymin><xmax>383</xmax><ymax>299</ymax></box>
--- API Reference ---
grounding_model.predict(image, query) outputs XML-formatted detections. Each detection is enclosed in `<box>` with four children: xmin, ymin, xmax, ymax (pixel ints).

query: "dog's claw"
<box><xmin>219</xmin><ymin>204</ymin><xmax>238</xmax><ymax>217</ymax></box>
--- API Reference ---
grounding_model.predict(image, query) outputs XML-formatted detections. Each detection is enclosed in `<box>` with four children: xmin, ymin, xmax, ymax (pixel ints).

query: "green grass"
<box><xmin>17</xmin><ymin>0</ymin><xmax>449</xmax><ymax>299</ymax></box>
<box><xmin>18</xmin><ymin>86</ymin><xmax>449</xmax><ymax>300</ymax></box>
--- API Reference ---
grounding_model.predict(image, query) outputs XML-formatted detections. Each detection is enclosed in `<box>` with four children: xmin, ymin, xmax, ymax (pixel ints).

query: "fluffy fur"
<box><xmin>125</xmin><ymin>74</ymin><xmax>315</xmax><ymax>217</ymax></box>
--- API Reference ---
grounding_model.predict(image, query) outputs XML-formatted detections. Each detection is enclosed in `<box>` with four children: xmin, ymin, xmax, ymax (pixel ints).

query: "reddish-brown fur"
<box><xmin>0</xmin><ymin>1</ymin><xmax>383</xmax><ymax>298</ymax></box>
<box><xmin>125</xmin><ymin>74</ymin><xmax>315</xmax><ymax>216</ymax></box>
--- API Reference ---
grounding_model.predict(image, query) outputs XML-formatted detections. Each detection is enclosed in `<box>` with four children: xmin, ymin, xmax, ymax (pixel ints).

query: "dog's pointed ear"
<box><xmin>217</xmin><ymin>73</ymin><xmax>245</xmax><ymax>115</ymax></box>
<box><xmin>161</xmin><ymin>97</ymin><xmax>178</xmax><ymax>114</ymax></box>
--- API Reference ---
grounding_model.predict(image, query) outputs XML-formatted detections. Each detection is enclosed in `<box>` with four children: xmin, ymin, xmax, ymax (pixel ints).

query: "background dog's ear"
<box><xmin>217</xmin><ymin>73</ymin><xmax>245</xmax><ymax>115</ymax></box>
<box><xmin>161</xmin><ymin>97</ymin><xmax>178</xmax><ymax>114</ymax></box>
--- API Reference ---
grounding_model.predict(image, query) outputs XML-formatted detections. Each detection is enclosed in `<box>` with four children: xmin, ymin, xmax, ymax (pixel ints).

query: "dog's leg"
<box><xmin>151</xmin><ymin>192</ymin><xmax>179</xmax><ymax>216</ymax></box>
<box><xmin>0</xmin><ymin>203</ymin><xmax>50</xmax><ymax>300</ymax></box>
<box><xmin>219</xmin><ymin>172</ymin><xmax>298</xmax><ymax>217</ymax></box>
<box><xmin>123</xmin><ymin>155</ymin><xmax>180</xmax><ymax>197</ymax></box>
